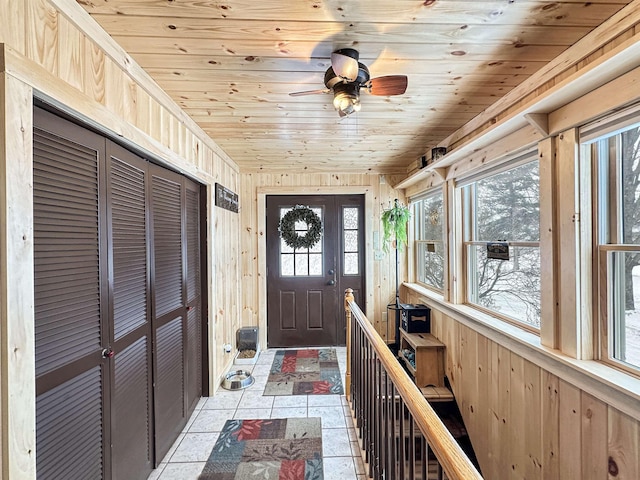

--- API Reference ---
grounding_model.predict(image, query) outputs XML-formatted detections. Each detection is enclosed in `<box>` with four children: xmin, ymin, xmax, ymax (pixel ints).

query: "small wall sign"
<box><xmin>215</xmin><ymin>183</ymin><xmax>239</xmax><ymax>213</ymax></box>
<box><xmin>487</xmin><ymin>241</ymin><xmax>509</xmax><ymax>260</ymax></box>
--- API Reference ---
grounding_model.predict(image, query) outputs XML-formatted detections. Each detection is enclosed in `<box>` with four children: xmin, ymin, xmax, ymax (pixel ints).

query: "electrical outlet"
<box><xmin>374</xmin><ymin>250</ymin><xmax>385</xmax><ymax>260</ymax></box>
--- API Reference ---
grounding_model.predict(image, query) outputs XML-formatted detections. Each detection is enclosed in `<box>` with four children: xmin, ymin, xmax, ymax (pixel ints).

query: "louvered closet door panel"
<box><xmin>154</xmin><ymin>316</ymin><xmax>184</xmax><ymax>459</ymax></box>
<box><xmin>33</xmin><ymin>128</ymin><xmax>103</xmax><ymax>377</ymax></box>
<box><xmin>186</xmin><ymin>184</ymin><xmax>201</xmax><ymax>303</ymax></box>
<box><xmin>113</xmin><ymin>337</ymin><xmax>151</xmax><ymax>480</ymax></box>
<box><xmin>186</xmin><ymin>303</ymin><xmax>202</xmax><ymax>411</ymax></box>
<box><xmin>33</xmin><ymin>107</ymin><xmax>109</xmax><ymax>480</ymax></box>
<box><xmin>107</xmin><ymin>143</ymin><xmax>153</xmax><ymax>480</ymax></box>
<box><xmin>152</xmin><ymin>173</ymin><xmax>183</xmax><ymax>318</ymax></box>
<box><xmin>185</xmin><ymin>181</ymin><xmax>202</xmax><ymax>411</ymax></box>
<box><xmin>110</xmin><ymin>149</ymin><xmax>149</xmax><ymax>341</ymax></box>
<box><xmin>150</xmin><ymin>165</ymin><xmax>187</xmax><ymax>462</ymax></box>
<box><xmin>36</xmin><ymin>367</ymin><xmax>104</xmax><ymax>480</ymax></box>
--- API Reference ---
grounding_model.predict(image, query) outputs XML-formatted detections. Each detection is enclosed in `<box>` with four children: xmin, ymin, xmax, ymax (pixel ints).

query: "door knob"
<box><xmin>102</xmin><ymin>348</ymin><xmax>115</xmax><ymax>359</ymax></box>
<box><xmin>328</xmin><ymin>269</ymin><xmax>335</xmax><ymax>275</ymax></box>
<box><xmin>327</xmin><ymin>280</ymin><xmax>336</xmax><ymax>286</ymax></box>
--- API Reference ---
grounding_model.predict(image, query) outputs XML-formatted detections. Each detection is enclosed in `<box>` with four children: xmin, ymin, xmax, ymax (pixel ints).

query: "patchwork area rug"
<box><xmin>263</xmin><ymin>348</ymin><xmax>344</xmax><ymax>396</ymax></box>
<box><xmin>198</xmin><ymin>417</ymin><xmax>323</xmax><ymax>480</ymax></box>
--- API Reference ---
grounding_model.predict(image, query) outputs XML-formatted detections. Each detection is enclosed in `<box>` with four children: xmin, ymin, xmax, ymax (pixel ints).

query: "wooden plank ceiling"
<box><xmin>78</xmin><ymin>0</ymin><xmax>630</xmax><ymax>174</ymax></box>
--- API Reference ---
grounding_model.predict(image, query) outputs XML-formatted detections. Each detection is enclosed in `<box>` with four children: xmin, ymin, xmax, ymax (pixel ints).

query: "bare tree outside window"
<box><xmin>593</xmin><ymin>124</ymin><xmax>640</xmax><ymax>369</ymax></box>
<box><xmin>620</xmin><ymin>128</ymin><xmax>640</xmax><ymax>309</ymax></box>
<box><xmin>466</xmin><ymin>161</ymin><xmax>541</xmax><ymax>328</ymax></box>
<box><xmin>414</xmin><ymin>192</ymin><xmax>444</xmax><ymax>291</ymax></box>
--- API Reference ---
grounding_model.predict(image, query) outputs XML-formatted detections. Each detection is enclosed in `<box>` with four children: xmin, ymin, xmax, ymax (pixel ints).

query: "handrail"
<box><xmin>344</xmin><ymin>288</ymin><xmax>483</xmax><ymax>480</ymax></box>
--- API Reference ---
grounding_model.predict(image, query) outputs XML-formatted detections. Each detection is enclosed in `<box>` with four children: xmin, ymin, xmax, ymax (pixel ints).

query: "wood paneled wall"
<box><xmin>403</xmin><ymin>288</ymin><xmax>640</xmax><ymax>480</ymax></box>
<box><xmin>239</xmin><ymin>172</ymin><xmax>405</xmax><ymax>346</ymax></box>
<box><xmin>0</xmin><ymin>1</ymin><xmax>242</xmax><ymax>477</ymax></box>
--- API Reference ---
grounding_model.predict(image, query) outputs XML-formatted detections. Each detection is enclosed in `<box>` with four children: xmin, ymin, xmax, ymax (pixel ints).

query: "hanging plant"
<box><xmin>278</xmin><ymin>205</ymin><xmax>323</xmax><ymax>249</ymax></box>
<box><xmin>381</xmin><ymin>199</ymin><xmax>411</xmax><ymax>253</ymax></box>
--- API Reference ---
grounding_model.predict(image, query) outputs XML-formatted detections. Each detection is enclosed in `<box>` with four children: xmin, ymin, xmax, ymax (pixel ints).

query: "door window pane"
<box><xmin>343</xmin><ymin>207</ymin><xmax>359</xmax><ymax>276</ymax></box>
<box><xmin>279</xmin><ymin>206</ymin><xmax>323</xmax><ymax>277</ymax></box>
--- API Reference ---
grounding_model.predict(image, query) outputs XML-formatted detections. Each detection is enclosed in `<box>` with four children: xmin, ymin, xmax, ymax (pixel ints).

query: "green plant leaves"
<box><xmin>381</xmin><ymin>202</ymin><xmax>411</xmax><ymax>252</ymax></box>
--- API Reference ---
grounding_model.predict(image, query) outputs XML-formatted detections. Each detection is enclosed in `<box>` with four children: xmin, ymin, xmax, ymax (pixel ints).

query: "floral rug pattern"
<box><xmin>198</xmin><ymin>418</ymin><xmax>323</xmax><ymax>480</ymax></box>
<box><xmin>263</xmin><ymin>348</ymin><xmax>344</xmax><ymax>396</ymax></box>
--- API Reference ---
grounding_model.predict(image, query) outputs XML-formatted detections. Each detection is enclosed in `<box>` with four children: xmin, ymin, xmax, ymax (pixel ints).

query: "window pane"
<box><xmin>344</xmin><ymin>207</ymin><xmax>358</xmax><ymax>229</ymax></box>
<box><xmin>344</xmin><ymin>253</ymin><xmax>358</xmax><ymax>275</ymax></box>
<box><xmin>295</xmin><ymin>254</ymin><xmax>309</xmax><ymax>276</ymax></box>
<box><xmin>278</xmin><ymin>206</ymin><xmax>323</xmax><ymax>276</ymax></box>
<box><xmin>621</xmin><ymin>127</ymin><xmax>640</xmax><ymax>244</ymax></box>
<box><xmin>281</xmin><ymin>254</ymin><xmax>294</xmax><ymax>276</ymax></box>
<box><xmin>309</xmin><ymin>240</ymin><xmax>322</xmax><ymax>253</ymax></box>
<box><xmin>475</xmin><ymin>162</ymin><xmax>540</xmax><ymax>242</ymax></box>
<box><xmin>421</xmin><ymin>195</ymin><xmax>443</xmax><ymax>242</ymax></box>
<box><xmin>468</xmin><ymin>244</ymin><xmax>541</xmax><ymax>328</ymax></box>
<box><xmin>309</xmin><ymin>254</ymin><xmax>322</xmax><ymax>276</ymax></box>
<box><xmin>344</xmin><ymin>230</ymin><xmax>358</xmax><ymax>252</ymax></box>
<box><xmin>416</xmin><ymin>242</ymin><xmax>444</xmax><ymax>290</ymax></box>
<box><xmin>413</xmin><ymin>191</ymin><xmax>444</xmax><ymax>292</ymax></box>
<box><xmin>610</xmin><ymin>251</ymin><xmax>640</xmax><ymax>369</ymax></box>
<box><xmin>281</xmin><ymin>237</ymin><xmax>294</xmax><ymax>253</ymax></box>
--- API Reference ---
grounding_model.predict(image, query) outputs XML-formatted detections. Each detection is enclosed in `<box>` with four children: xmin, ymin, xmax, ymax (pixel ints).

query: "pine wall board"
<box><xmin>403</xmin><ymin>287</ymin><xmax>640</xmax><ymax>480</ymax></box>
<box><xmin>0</xmin><ymin>1</ymin><xmax>243</xmax><ymax>477</ymax></box>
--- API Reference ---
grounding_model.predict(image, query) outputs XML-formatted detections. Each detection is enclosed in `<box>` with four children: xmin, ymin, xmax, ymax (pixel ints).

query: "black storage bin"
<box><xmin>400</xmin><ymin>303</ymin><xmax>431</xmax><ymax>333</ymax></box>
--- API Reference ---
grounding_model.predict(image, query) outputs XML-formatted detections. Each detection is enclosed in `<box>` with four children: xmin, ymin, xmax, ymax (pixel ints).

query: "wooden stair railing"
<box><xmin>344</xmin><ymin>288</ymin><xmax>483</xmax><ymax>480</ymax></box>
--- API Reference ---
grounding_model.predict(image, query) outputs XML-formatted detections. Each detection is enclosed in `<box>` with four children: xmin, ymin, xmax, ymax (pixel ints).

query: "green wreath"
<box><xmin>278</xmin><ymin>205</ymin><xmax>322</xmax><ymax>249</ymax></box>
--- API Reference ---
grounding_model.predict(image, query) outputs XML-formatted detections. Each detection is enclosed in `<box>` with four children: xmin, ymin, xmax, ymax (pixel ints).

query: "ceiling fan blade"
<box><xmin>368</xmin><ymin>75</ymin><xmax>408</xmax><ymax>96</ymax></box>
<box><xmin>331</xmin><ymin>52</ymin><xmax>359</xmax><ymax>81</ymax></box>
<box><xmin>288</xmin><ymin>89</ymin><xmax>330</xmax><ymax>97</ymax></box>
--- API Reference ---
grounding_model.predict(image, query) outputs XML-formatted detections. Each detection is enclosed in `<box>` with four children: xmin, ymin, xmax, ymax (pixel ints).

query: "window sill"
<box><xmin>404</xmin><ymin>282</ymin><xmax>640</xmax><ymax>419</ymax></box>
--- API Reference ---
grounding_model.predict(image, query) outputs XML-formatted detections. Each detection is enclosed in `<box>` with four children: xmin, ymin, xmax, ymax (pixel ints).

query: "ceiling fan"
<box><xmin>289</xmin><ymin>48</ymin><xmax>408</xmax><ymax>117</ymax></box>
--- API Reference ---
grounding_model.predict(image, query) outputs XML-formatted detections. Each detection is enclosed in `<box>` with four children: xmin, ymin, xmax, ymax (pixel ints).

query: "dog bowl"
<box><xmin>221</xmin><ymin>369</ymin><xmax>254</xmax><ymax>390</ymax></box>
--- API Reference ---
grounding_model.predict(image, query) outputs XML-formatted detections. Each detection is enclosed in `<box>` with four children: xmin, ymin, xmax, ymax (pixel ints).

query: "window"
<box><xmin>461</xmin><ymin>158</ymin><xmax>541</xmax><ymax>328</ymax></box>
<box><xmin>343</xmin><ymin>207</ymin><xmax>360</xmax><ymax>275</ymax></box>
<box><xmin>279</xmin><ymin>206</ymin><xmax>323</xmax><ymax>276</ymax></box>
<box><xmin>584</xmin><ymin>117</ymin><xmax>640</xmax><ymax>371</ymax></box>
<box><xmin>412</xmin><ymin>190</ymin><xmax>444</xmax><ymax>291</ymax></box>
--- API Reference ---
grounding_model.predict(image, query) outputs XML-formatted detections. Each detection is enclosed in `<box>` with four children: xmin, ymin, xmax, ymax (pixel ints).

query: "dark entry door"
<box><xmin>266</xmin><ymin>194</ymin><xmax>365</xmax><ymax>347</ymax></box>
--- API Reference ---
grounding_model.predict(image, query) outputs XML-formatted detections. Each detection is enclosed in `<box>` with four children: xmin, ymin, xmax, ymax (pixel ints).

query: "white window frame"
<box><xmin>582</xmin><ymin>106</ymin><xmax>640</xmax><ymax>374</ymax></box>
<box><xmin>411</xmin><ymin>188</ymin><xmax>446</xmax><ymax>293</ymax></box>
<box><xmin>457</xmin><ymin>151</ymin><xmax>541</xmax><ymax>331</ymax></box>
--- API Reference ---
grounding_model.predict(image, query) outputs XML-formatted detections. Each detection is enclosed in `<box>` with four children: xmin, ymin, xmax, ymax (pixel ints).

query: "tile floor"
<box><xmin>147</xmin><ymin>346</ymin><xmax>366</xmax><ymax>480</ymax></box>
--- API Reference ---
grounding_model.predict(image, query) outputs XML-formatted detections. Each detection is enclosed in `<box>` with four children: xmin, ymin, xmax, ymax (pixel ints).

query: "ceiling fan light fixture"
<box><xmin>333</xmin><ymin>82</ymin><xmax>360</xmax><ymax>116</ymax></box>
<box><xmin>288</xmin><ymin>49</ymin><xmax>407</xmax><ymax>115</ymax></box>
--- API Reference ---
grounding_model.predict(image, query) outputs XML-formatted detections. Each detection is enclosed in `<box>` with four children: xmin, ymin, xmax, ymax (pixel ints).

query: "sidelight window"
<box><xmin>343</xmin><ymin>207</ymin><xmax>360</xmax><ymax>275</ymax></box>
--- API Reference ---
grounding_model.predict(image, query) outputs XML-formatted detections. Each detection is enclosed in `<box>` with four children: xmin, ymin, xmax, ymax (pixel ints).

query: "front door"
<box><xmin>266</xmin><ymin>194</ymin><xmax>365</xmax><ymax>347</ymax></box>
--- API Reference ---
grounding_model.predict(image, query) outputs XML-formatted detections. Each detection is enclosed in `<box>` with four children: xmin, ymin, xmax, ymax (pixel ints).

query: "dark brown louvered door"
<box><xmin>106</xmin><ymin>143</ymin><xmax>154</xmax><ymax>480</ymax></box>
<box><xmin>34</xmin><ymin>107</ymin><xmax>205</xmax><ymax>479</ymax></box>
<box><xmin>34</xmin><ymin>108</ymin><xmax>110</xmax><ymax>480</ymax></box>
<box><xmin>150</xmin><ymin>165</ymin><xmax>188</xmax><ymax>462</ymax></box>
<box><xmin>185</xmin><ymin>180</ymin><xmax>203</xmax><ymax>413</ymax></box>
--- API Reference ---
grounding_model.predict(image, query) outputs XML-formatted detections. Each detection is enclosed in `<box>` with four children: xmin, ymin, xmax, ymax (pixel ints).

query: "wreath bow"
<box><xmin>278</xmin><ymin>205</ymin><xmax>322</xmax><ymax>249</ymax></box>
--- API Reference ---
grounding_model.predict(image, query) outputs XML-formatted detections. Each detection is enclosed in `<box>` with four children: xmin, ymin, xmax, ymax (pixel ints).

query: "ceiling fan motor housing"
<box><xmin>323</xmin><ymin>63</ymin><xmax>370</xmax><ymax>90</ymax></box>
